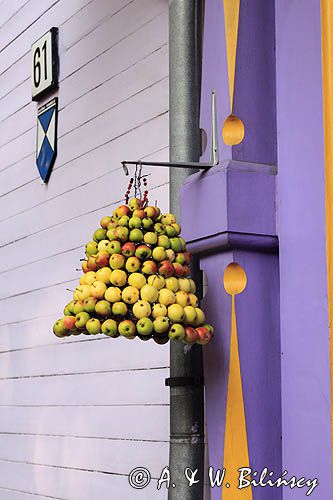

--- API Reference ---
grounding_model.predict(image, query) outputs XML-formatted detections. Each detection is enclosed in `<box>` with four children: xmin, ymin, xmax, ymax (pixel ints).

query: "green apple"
<box><xmin>144</xmin><ymin>232</ymin><xmax>158</xmax><ymax>245</ymax></box>
<box><xmin>112</xmin><ymin>301</ymin><xmax>128</xmax><ymax>316</ymax></box>
<box><xmin>183</xmin><ymin>306</ymin><xmax>197</xmax><ymax>325</ymax></box>
<box><xmin>129</xmin><ymin>216</ymin><xmax>142</xmax><ymax>229</ymax></box>
<box><xmin>66</xmin><ymin>300</ymin><xmax>76</xmax><ymax>314</ymax></box>
<box><xmin>165</xmin><ymin>249</ymin><xmax>175</xmax><ymax>262</ymax></box>
<box><xmin>133</xmin><ymin>300</ymin><xmax>151</xmax><ymax>319</ymax></box>
<box><xmin>157</xmin><ymin>235</ymin><xmax>170</xmax><ymax>249</ymax></box>
<box><xmin>137</xmin><ymin>317</ymin><xmax>154</xmax><ymax>336</ymax></box>
<box><xmin>85</xmin><ymin>241</ymin><xmax>98</xmax><ymax>256</ymax></box>
<box><xmin>175</xmin><ymin>290</ymin><xmax>191</xmax><ymax>307</ymax></box>
<box><xmin>100</xmin><ymin>216</ymin><xmax>112</xmax><ymax>229</ymax></box>
<box><xmin>129</xmin><ymin>197</ymin><xmax>141</xmax><ymax>211</ymax></box>
<box><xmin>135</xmin><ymin>245</ymin><xmax>152</xmax><ymax>260</ymax></box>
<box><xmin>108</xmin><ymin>240</ymin><xmax>122</xmax><ymax>254</ymax></box>
<box><xmin>98</xmin><ymin>239</ymin><xmax>111</xmax><ymax>253</ymax></box>
<box><xmin>83</xmin><ymin>297</ymin><xmax>97</xmax><ymax>313</ymax></box>
<box><xmin>203</xmin><ymin>324</ymin><xmax>214</xmax><ymax>334</ymax></box>
<box><xmin>114</xmin><ymin>226</ymin><xmax>129</xmax><ymax>242</ymax></box>
<box><xmin>125</xmin><ymin>256</ymin><xmax>141</xmax><ymax>273</ymax></box>
<box><xmin>140</xmin><ymin>284</ymin><xmax>158</xmax><ymax>303</ymax></box>
<box><xmin>189</xmin><ymin>293</ymin><xmax>199</xmax><ymax>307</ymax></box>
<box><xmin>128</xmin><ymin>272</ymin><xmax>146</xmax><ymax>289</ymax></box>
<box><xmin>141</xmin><ymin>260</ymin><xmax>157</xmax><ymax>274</ymax></box>
<box><xmin>95</xmin><ymin>300</ymin><xmax>112</xmax><ymax>317</ymax></box>
<box><xmin>63</xmin><ymin>306</ymin><xmax>71</xmax><ymax>316</ymax></box>
<box><xmin>158</xmin><ymin>288</ymin><xmax>176</xmax><ymax>306</ymax></box>
<box><xmin>110</xmin><ymin>269</ymin><xmax>127</xmax><ymax>287</ymax></box>
<box><xmin>53</xmin><ymin>319</ymin><xmax>68</xmax><ymax>338</ymax></box>
<box><xmin>142</xmin><ymin>217</ymin><xmax>154</xmax><ymax>230</ymax></box>
<box><xmin>165</xmin><ymin>277</ymin><xmax>179</xmax><ymax>292</ymax></box>
<box><xmin>175</xmin><ymin>253</ymin><xmax>186</xmax><ymax>265</ymax></box>
<box><xmin>122</xmin><ymin>286</ymin><xmax>140</xmax><ymax>304</ymax></box>
<box><xmin>152</xmin><ymin>246</ymin><xmax>166</xmax><ymax>261</ymax></box>
<box><xmin>148</xmin><ymin>275</ymin><xmax>165</xmax><ymax>290</ymax></box>
<box><xmin>63</xmin><ymin>316</ymin><xmax>76</xmax><ymax>331</ymax></box>
<box><xmin>106</xmin><ymin>228</ymin><xmax>116</xmax><ymax>241</ymax></box>
<box><xmin>168</xmin><ymin>323</ymin><xmax>185</xmax><ymax>341</ymax></box>
<box><xmin>193</xmin><ymin>308</ymin><xmax>206</xmax><ymax>326</ymax></box>
<box><xmin>90</xmin><ymin>281</ymin><xmax>107</xmax><ymax>299</ymax></box>
<box><xmin>171</xmin><ymin>223</ymin><xmax>181</xmax><ymax>235</ymax></box>
<box><xmin>109</xmin><ymin>253</ymin><xmax>125</xmax><ymax>270</ymax></box>
<box><xmin>101</xmin><ymin>319</ymin><xmax>118</xmax><ymax>337</ymax></box>
<box><xmin>179</xmin><ymin>237</ymin><xmax>187</xmax><ymax>251</ymax></box>
<box><xmin>93</xmin><ymin>228</ymin><xmax>107</xmax><ymax>242</ymax></box>
<box><xmin>152</xmin><ymin>303</ymin><xmax>167</xmax><ymax>318</ymax></box>
<box><xmin>75</xmin><ymin>311</ymin><xmax>90</xmax><ymax>329</ymax></box>
<box><xmin>96</xmin><ymin>267</ymin><xmax>112</xmax><ymax>284</ymax></box>
<box><xmin>165</xmin><ymin>225</ymin><xmax>177</xmax><ymax>238</ymax></box>
<box><xmin>73</xmin><ymin>300</ymin><xmax>85</xmax><ymax>315</ymax></box>
<box><xmin>104</xmin><ymin>286</ymin><xmax>122</xmax><ymax>302</ymax></box>
<box><xmin>170</xmin><ymin>237</ymin><xmax>183</xmax><ymax>252</ymax></box>
<box><xmin>118</xmin><ymin>320</ymin><xmax>136</xmax><ymax>338</ymax></box>
<box><xmin>86</xmin><ymin>318</ymin><xmax>101</xmax><ymax>335</ymax></box>
<box><xmin>161</xmin><ymin>213</ymin><xmax>177</xmax><ymax>225</ymax></box>
<box><xmin>178</xmin><ymin>278</ymin><xmax>191</xmax><ymax>292</ymax></box>
<box><xmin>153</xmin><ymin>316</ymin><xmax>169</xmax><ymax>333</ymax></box>
<box><xmin>154</xmin><ymin>223</ymin><xmax>165</xmax><ymax>235</ymax></box>
<box><xmin>129</xmin><ymin>228</ymin><xmax>144</xmax><ymax>242</ymax></box>
<box><xmin>167</xmin><ymin>303</ymin><xmax>185</xmax><ymax>323</ymax></box>
<box><xmin>118</xmin><ymin>215</ymin><xmax>130</xmax><ymax>227</ymax></box>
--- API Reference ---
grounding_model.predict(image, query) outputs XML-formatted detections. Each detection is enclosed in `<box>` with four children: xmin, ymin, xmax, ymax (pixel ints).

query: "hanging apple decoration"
<box><xmin>53</xmin><ymin>174</ymin><xmax>213</xmax><ymax>345</ymax></box>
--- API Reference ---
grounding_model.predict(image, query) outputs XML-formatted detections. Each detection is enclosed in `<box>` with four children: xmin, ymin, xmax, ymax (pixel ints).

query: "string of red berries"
<box><xmin>123</xmin><ymin>162</ymin><xmax>150</xmax><ymax>208</ymax></box>
<box><xmin>124</xmin><ymin>177</ymin><xmax>134</xmax><ymax>205</ymax></box>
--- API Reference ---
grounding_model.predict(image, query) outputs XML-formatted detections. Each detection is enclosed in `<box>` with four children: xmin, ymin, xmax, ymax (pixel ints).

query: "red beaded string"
<box><xmin>123</xmin><ymin>163</ymin><xmax>150</xmax><ymax>207</ymax></box>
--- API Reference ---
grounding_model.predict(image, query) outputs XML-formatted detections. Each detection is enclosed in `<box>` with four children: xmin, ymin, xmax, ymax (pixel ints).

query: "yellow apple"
<box><xmin>140</xmin><ymin>284</ymin><xmax>159</xmax><ymax>303</ymax></box>
<box><xmin>193</xmin><ymin>308</ymin><xmax>206</xmax><ymax>326</ymax></box>
<box><xmin>128</xmin><ymin>272</ymin><xmax>147</xmax><ymax>289</ymax></box>
<box><xmin>178</xmin><ymin>278</ymin><xmax>191</xmax><ymax>292</ymax></box>
<box><xmin>152</xmin><ymin>246</ymin><xmax>166</xmax><ymax>262</ymax></box>
<box><xmin>165</xmin><ymin>277</ymin><xmax>179</xmax><ymax>292</ymax></box>
<box><xmin>158</xmin><ymin>288</ymin><xmax>176</xmax><ymax>306</ymax></box>
<box><xmin>96</xmin><ymin>267</ymin><xmax>112</xmax><ymax>284</ymax></box>
<box><xmin>189</xmin><ymin>279</ymin><xmax>196</xmax><ymax>293</ymax></box>
<box><xmin>110</xmin><ymin>269</ymin><xmax>127</xmax><ymax>287</ymax></box>
<box><xmin>183</xmin><ymin>305</ymin><xmax>197</xmax><ymax>325</ymax></box>
<box><xmin>104</xmin><ymin>286</ymin><xmax>121</xmax><ymax>302</ymax></box>
<box><xmin>133</xmin><ymin>300</ymin><xmax>151</xmax><ymax>319</ymax></box>
<box><xmin>168</xmin><ymin>303</ymin><xmax>185</xmax><ymax>323</ymax></box>
<box><xmin>152</xmin><ymin>303</ymin><xmax>167</xmax><ymax>318</ymax></box>
<box><xmin>80</xmin><ymin>271</ymin><xmax>96</xmax><ymax>286</ymax></box>
<box><xmin>175</xmin><ymin>290</ymin><xmax>191</xmax><ymax>307</ymax></box>
<box><xmin>148</xmin><ymin>275</ymin><xmax>165</xmax><ymax>290</ymax></box>
<box><xmin>188</xmin><ymin>293</ymin><xmax>199</xmax><ymax>307</ymax></box>
<box><xmin>153</xmin><ymin>316</ymin><xmax>170</xmax><ymax>333</ymax></box>
<box><xmin>75</xmin><ymin>284</ymin><xmax>91</xmax><ymax>301</ymax></box>
<box><xmin>90</xmin><ymin>281</ymin><xmax>107</xmax><ymax>299</ymax></box>
<box><xmin>122</xmin><ymin>286</ymin><xmax>140</xmax><ymax>304</ymax></box>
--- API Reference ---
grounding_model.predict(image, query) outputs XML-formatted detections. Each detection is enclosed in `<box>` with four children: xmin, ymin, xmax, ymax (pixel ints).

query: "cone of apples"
<box><xmin>53</xmin><ymin>198</ymin><xmax>213</xmax><ymax>345</ymax></box>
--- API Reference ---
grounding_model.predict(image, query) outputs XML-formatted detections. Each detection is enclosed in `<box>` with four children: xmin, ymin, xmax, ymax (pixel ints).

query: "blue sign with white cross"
<box><xmin>36</xmin><ymin>97</ymin><xmax>58</xmax><ymax>182</ymax></box>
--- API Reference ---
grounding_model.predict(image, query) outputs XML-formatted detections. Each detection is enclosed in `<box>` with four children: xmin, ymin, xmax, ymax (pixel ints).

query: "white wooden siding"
<box><xmin>0</xmin><ymin>0</ymin><xmax>170</xmax><ymax>498</ymax></box>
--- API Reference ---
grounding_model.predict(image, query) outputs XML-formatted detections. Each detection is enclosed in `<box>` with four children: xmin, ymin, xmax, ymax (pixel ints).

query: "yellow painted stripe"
<box><xmin>321</xmin><ymin>0</ymin><xmax>333</xmax><ymax>488</ymax></box>
<box><xmin>223</xmin><ymin>0</ymin><xmax>240</xmax><ymax>110</ymax></box>
<box><xmin>223</xmin><ymin>295</ymin><xmax>253</xmax><ymax>499</ymax></box>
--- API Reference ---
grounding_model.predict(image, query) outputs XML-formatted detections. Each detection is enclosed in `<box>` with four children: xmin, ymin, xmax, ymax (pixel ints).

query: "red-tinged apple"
<box><xmin>188</xmin><ymin>293</ymin><xmax>199</xmax><ymax>307</ymax></box>
<box><xmin>95</xmin><ymin>252</ymin><xmax>110</xmax><ymax>268</ymax></box>
<box><xmin>173</xmin><ymin>263</ymin><xmax>184</xmax><ymax>277</ymax></box>
<box><xmin>161</xmin><ymin>213</ymin><xmax>177</xmax><ymax>225</ymax></box>
<box><xmin>86</xmin><ymin>318</ymin><xmax>101</xmax><ymax>335</ymax></box>
<box><xmin>75</xmin><ymin>312</ymin><xmax>90</xmax><ymax>330</ymax></box>
<box><xmin>104</xmin><ymin>286</ymin><xmax>122</xmax><ymax>302</ymax></box>
<box><xmin>95</xmin><ymin>300</ymin><xmax>112</xmax><ymax>317</ymax></box>
<box><xmin>143</xmin><ymin>231</ymin><xmax>158</xmax><ymax>245</ymax></box>
<box><xmin>154</xmin><ymin>206</ymin><xmax>161</xmax><ymax>218</ymax></box>
<box><xmin>118</xmin><ymin>215</ymin><xmax>130</xmax><ymax>227</ymax></box>
<box><xmin>122</xmin><ymin>286</ymin><xmax>140</xmax><ymax>304</ymax></box>
<box><xmin>154</xmin><ymin>223</ymin><xmax>165</xmax><ymax>235</ymax></box>
<box><xmin>158</xmin><ymin>288</ymin><xmax>176</xmax><ymax>306</ymax></box>
<box><xmin>175</xmin><ymin>252</ymin><xmax>186</xmax><ymax>265</ymax></box>
<box><xmin>85</xmin><ymin>241</ymin><xmax>98</xmax><ymax>256</ymax></box>
<box><xmin>83</xmin><ymin>297</ymin><xmax>97</xmax><ymax>313</ymax></box>
<box><xmin>165</xmin><ymin>277</ymin><xmax>179</xmax><ymax>292</ymax></box>
<box><xmin>125</xmin><ymin>256</ymin><xmax>141</xmax><ymax>273</ymax></box>
<box><xmin>137</xmin><ymin>317</ymin><xmax>154</xmax><ymax>336</ymax></box>
<box><xmin>175</xmin><ymin>290</ymin><xmax>191</xmax><ymax>307</ymax></box>
<box><xmin>141</xmin><ymin>260</ymin><xmax>158</xmax><ymax>275</ymax></box>
<box><xmin>183</xmin><ymin>305</ymin><xmax>197</xmax><ymax>325</ymax></box>
<box><xmin>184</xmin><ymin>326</ymin><xmax>199</xmax><ymax>344</ymax></box>
<box><xmin>75</xmin><ymin>284</ymin><xmax>91</xmax><ymax>301</ymax></box>
<box><xmin>135</xmin><ymin>245</ymin><xmax>152</xmax><ymax>260</ymax></box>
<box><xmin>182</xmin><ymin>265</ymin><xmax>191</xmax><ymax>277</ymax></box>
<box><xmin>90</xmin><ymin>281</ymin><xmax>107</xmax><ymax>299</ymax></box>
<box><xmin>121</xmin><ymin>242</ymin><xmax>135</xmax><ymax>257</ymax></box>
<box><xmin>86</xmin><ymin>256</ymin><xmax>98</xmax><ymax>271</ymax></box>
<box><xmin>140</xmin><ymin>284</ymin><xmax>159</xmax><ymax>303</ymax></box>
<box><xmin>184</xmin><ymin>251</ymin><xmax>191</xmax><ymax>265</ymax></box>
<box><xmin>112</xmin><ymin>301</ymin><xmax>128</xmax><ymax>316</ymax></box>
<box><xmin>167</xmin><ymin>303</ymin><xmax>185</xmax><ymax>323</ymax></box>
<box><xmin>107</xmin><ymin>218</ymin><xmax>118</xmax><ymax>229</ymax></box>
<box><xmin>129</xmin><ymin>216</ymin><xmax>142</xmax><ymax>229</ymax></box>
<box><xmin>128</xmin><ymin>272</ymin><xmax>146</xmax><ymax>289</ymax></box>
<box><xmin>106</xmin><ymin>228</ymin><xmax>116</xmax><ymax>241</ymax></box>
<box><xmin>63</xmin><ymin>316</ymin><xmax>76</xmax><ymax>330</ymax></box>
<box><xmin>108</xmin><ymin>240</ymin><xmax>122</xmax><ymax>254</ymax></box>
<box><xmin>165</xmin><ymin>249</ymin><xmax>175</xmax><ymax>262</ymax></box>
<box><xmin>144</xmin><ymin>206</ymin><xmax>158</xmax><ymax>219</ymax></box>
<box><xmin>157</xmin><ymin>235</ymin><xmax>170</xmax><ymax>249</ymax></box>
<box><xmin>152</xmin><ymin>303</ymin><xmax>167</xmax><ymax>318</ymax></box>
<box><xmin>93</xmin><ymin>228</ymin><xmax>107</xmax><ymax>242</ymax></box>
<box><xmin>153</xmin><ymin>316</ymin><xmax>169</xmax><ymax>333</ymax></box>
<box><xmin>110</xmin><ymin>269</ymin><xmax>127</xmax><ymax>287</ymax></box>
<box><xmin>171</xmin><ymin>223</ymin><xmax>181</xmax><ymax>235</ymax></box>
<box><xmin>82</xmin><ymin>260</ymin><xmax>89</xmax><ymax>273</ymax></box>
<box><xmin>73</xmin><ymin>301</ymin><xmax>85</xmax><ymax>315</ymax></box>
<box><xmin>193</xmin><ymin>308</ymin><xmax>206</xmax><ymax>326</ymax></box>
<box><xmin>148</xmin><ymin>275</ymin><xmax>165</xmax><ymax>290</ymax></box>
<box><xmin>154</xmin><ymin>334</ymin><xmax>169</xmax><ymax>345</ymax></box>
<box><xmin>169</xmin><ymin>323</ymin><xmax>185</xmax><ymax>341</ymax></box>
<box><xmin>115</xmin><ymin>205</ymin><xmax>131</xmax><ymax>218</ymax></box>
<box><xmin>100</xmin><ymin>216</ymin><xmax>112</xmax><ymax>229</ymax></box>
<box><xmin>152</xmin><ymin>246</ymin><xmax>166</xmax><ymax>262</ymax></box>
<box><xmin>133</xmin><ymin>209</ymin><xmax>146</xmax><ymax>219</ymax></box>
<box><xmin>165</xmin><ymin>225</ymin><xmax>177</xmax><ymax>238</ymax></box>
<box><xmin>96</xmin><ymin>267</ymin><xmax>112</xmax><ymax>284</ymax></box>
<box><xmin>189</xmin><ymin>279</ymin><xmax>196</xmax><ymax>293</ymax></box>
<box><xmin>101</xmin><ymin>319</ymin><xmax>118</xmax><ymax>337</ymax></box>
<box><xmin>114</xmin><ymin>226</ymin><xmax>129</xmax><ymax>243</ymax></box>
<box><xmin>109</xmin><ymin>253</ymin><xmax>125</xmax><ymax>270</ymax></box>
<box><xmin>129</xmin><ymin>197</ymin><xmax>141</xmax><ymax>211</ymax></box>
<box><xmin>133</xmin><ymin>300</ymin><xmax>151</xmax><ymax>318</ymax></box>
<box><xmin>118</xmin><ymin>320</ymin><xmax>136</xmax><ymax>338</ymax></box>
<box><xmin>158</xmin><ymin>260</ymin><xmax>175</xmax><ymax>278</ymax></box>
<box><xmin>142</xmin><ymin>217</ymin><xmax>154</xmax><ymax>230</ymax></box>
<box><xmin>129</xmin><ymin>228</ymin><xmax>144</xmax><ymax>242</ymax></box>
<box><xmin>196</xmin><ymin>327</ymin><xmax>212</xmax><ymax>345</ymax></box>
<box><xmin>178</xmin><ymin>278</ymin><xmax>191</xmax><ymax>292</ymax></box>
<box><xmin>53</xmin><ymin>319</ymin><xmax>69</xmax><ymax>338</ymax></box>
<box><xmin>98</xmin><ymin>240</ymin><xmax>111</xmax><ymax>253</ymax></box>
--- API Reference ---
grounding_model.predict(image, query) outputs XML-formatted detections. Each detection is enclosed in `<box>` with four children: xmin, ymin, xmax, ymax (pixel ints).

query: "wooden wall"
<box><xmin>0</xmin><ymin>0</ymin><xmax>169</xmax><ymax>497</ymax></box>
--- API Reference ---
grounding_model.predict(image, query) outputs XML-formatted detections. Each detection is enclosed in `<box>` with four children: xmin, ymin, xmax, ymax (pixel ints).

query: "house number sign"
<box><xmin>31</xmin><ymin>27</ymin><xmax>59</xmax><ymax>101</ymax></box>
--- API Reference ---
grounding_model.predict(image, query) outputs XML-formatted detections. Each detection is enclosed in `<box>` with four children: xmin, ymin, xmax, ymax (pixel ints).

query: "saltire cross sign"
<box><xmin>36</xmin><ymin>97</ymin><xmax>58</xmax><ymax>182</ymax></box>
